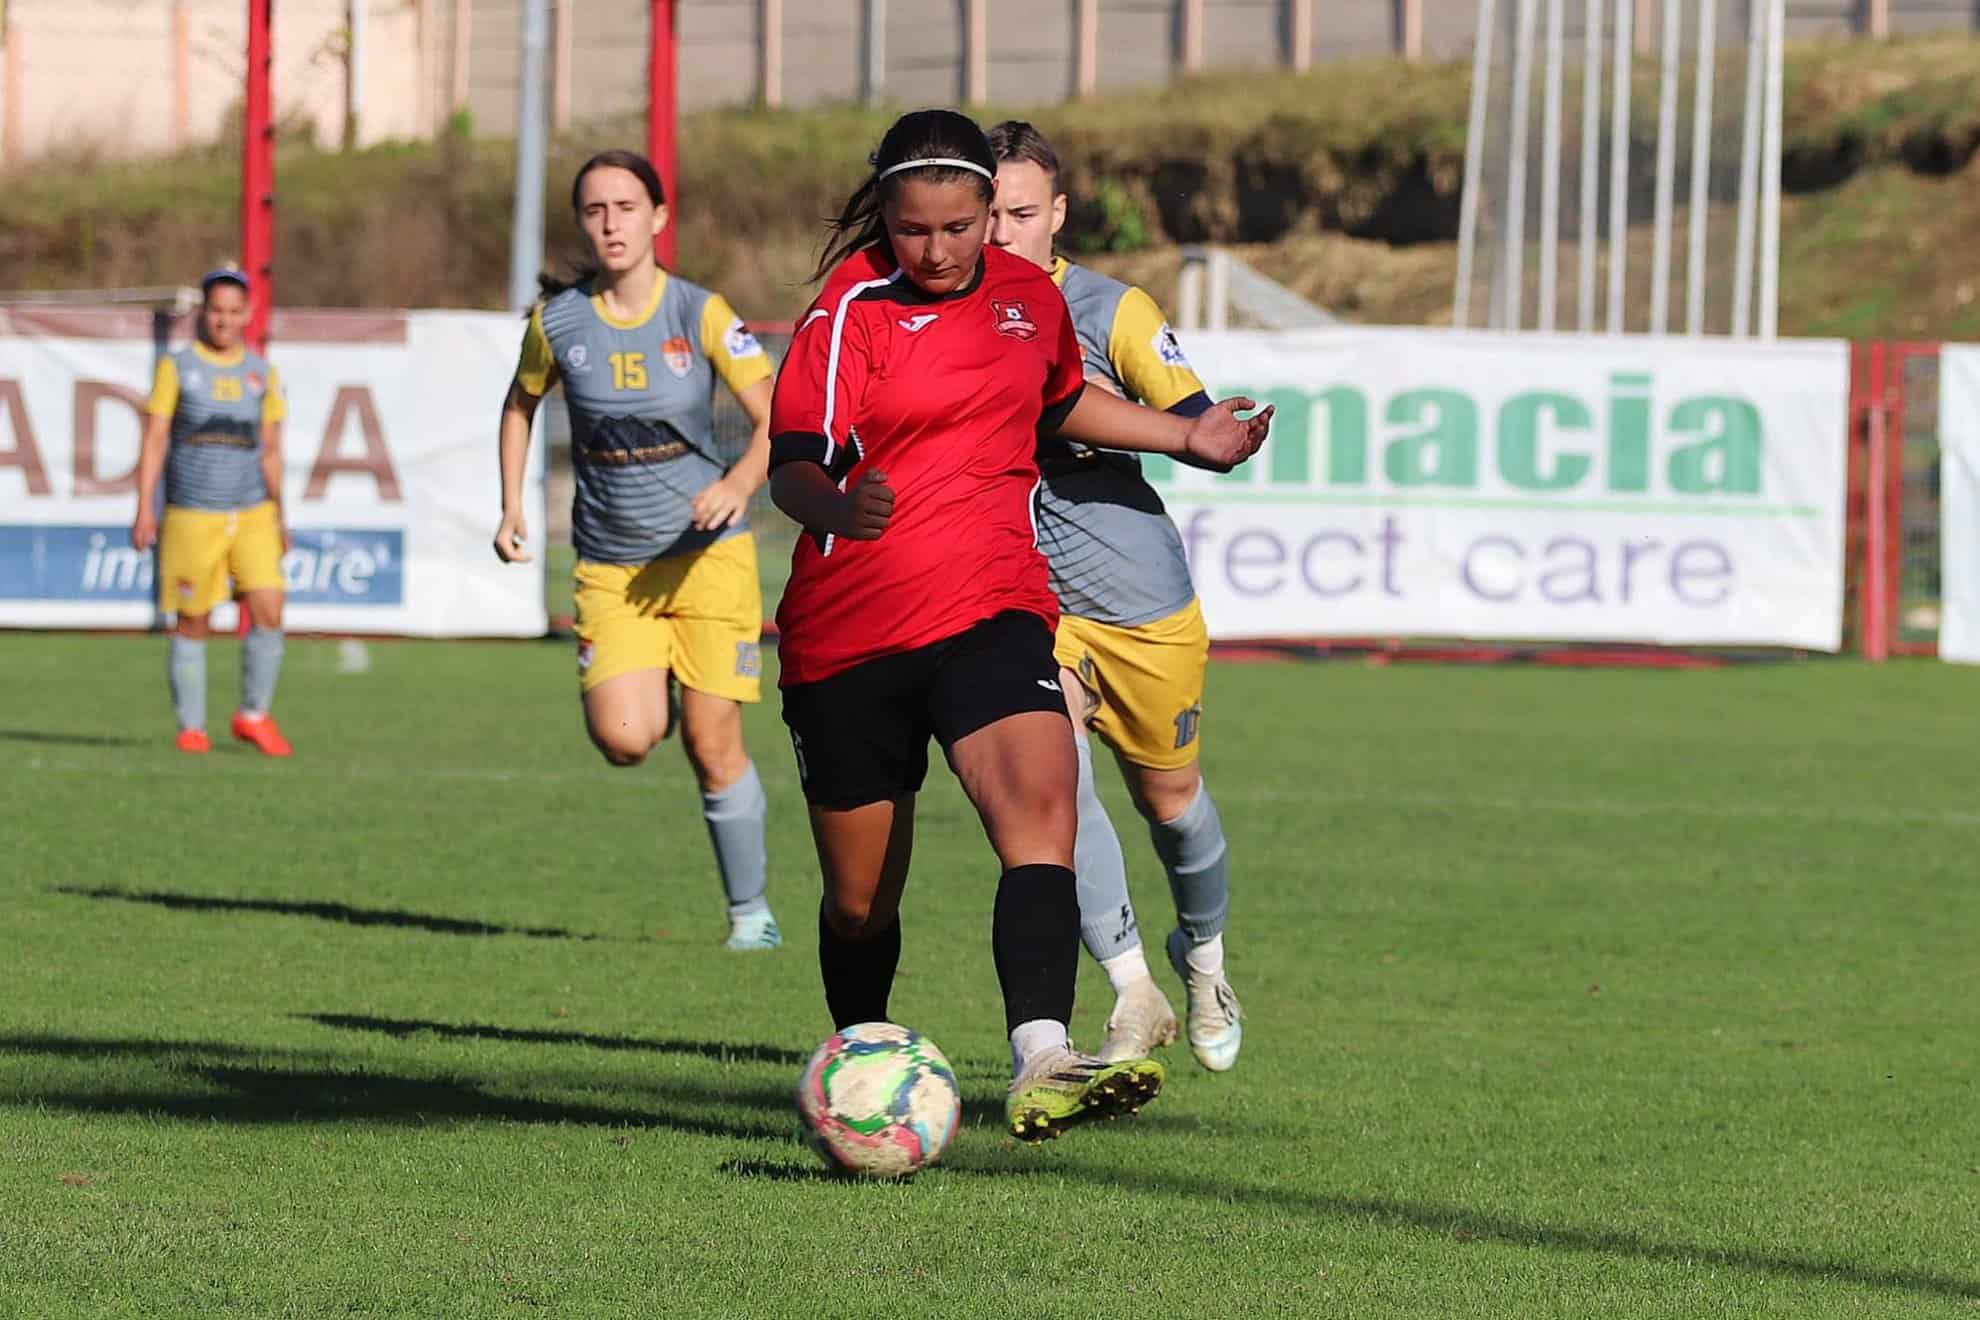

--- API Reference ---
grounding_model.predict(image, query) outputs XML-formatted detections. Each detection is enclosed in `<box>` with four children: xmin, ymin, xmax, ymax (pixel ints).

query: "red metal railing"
<box><xmin>1851</xmin><ymin>340</ymin><xmax>1941</xmax><ymax>662</ymax></box>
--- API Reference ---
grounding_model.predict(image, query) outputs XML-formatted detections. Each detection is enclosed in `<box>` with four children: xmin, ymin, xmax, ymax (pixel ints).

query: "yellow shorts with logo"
<box><xmin>1053</xmin><ymin>597</ymin><xmax>1209</xmax><ymax>772</ymax></box>
<box><xmin>573</xmin><ymin>532</ymin><xmax>763</xmax><ymax>701</ymax></box>
<box><xmin>157</xmin><ymin>501</ymin><xmax>285</xmax><ymax>615</ymax></box>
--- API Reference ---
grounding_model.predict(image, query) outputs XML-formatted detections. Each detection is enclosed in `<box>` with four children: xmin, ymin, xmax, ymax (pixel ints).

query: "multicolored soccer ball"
<box><xmin>796</xmin><ymin>1022</ymin><xmax>962</xmax><ymax>1179</ymax></box>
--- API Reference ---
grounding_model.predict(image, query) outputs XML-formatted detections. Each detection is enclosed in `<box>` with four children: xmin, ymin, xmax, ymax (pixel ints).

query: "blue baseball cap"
<box><xmin>200</xmin><ymin>267</ymin><xmax>251</xmax><ymax>296</ymax></box>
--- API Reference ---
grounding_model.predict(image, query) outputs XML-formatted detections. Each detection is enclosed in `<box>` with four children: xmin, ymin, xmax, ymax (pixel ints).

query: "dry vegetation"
<box><xmin>2</xmin><ymin>37</ymin><xmax>1978</xmax><ymax>337</ymax></box>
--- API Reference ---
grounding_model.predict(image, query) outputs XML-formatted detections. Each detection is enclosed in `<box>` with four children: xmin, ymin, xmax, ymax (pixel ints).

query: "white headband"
<box><xmin>878</xmin><ymin>156</ymin><xmax>994</xmax><ymax>182</ymax></box>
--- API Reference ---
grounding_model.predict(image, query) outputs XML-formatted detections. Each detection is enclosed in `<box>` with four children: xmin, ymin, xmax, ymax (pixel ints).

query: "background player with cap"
<box><xmin>493</xmin><ymin>149</ymin><xmax>783</xmax><ymax>951</ymax></box>
<box><xmin>985</xmin><ymin>121</ymin><xmax>1243</xmax><ymax>1073</ymax></box>
<box><xmin>130</xmin><ymin>266</ymin><xmax>294</xmax><ymax>758</ymax></box>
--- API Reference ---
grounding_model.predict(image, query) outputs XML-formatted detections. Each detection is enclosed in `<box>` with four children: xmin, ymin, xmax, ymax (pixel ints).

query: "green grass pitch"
<box><xmin>3</xmin><ymin>631</ymin><xmax>1977</xmax><ymax>1317</ymax></box>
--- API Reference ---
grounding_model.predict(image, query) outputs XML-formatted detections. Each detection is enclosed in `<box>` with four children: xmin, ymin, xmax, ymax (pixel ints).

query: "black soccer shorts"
<box><xmin>779</xmin><ymin>609</ymin><xmax>1070</xmax><ymax>810</ymax></box>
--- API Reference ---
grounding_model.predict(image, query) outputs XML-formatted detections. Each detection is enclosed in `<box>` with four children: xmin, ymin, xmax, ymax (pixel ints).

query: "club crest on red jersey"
<box><xmin>662</xmin><ymin>336</ymin><xmax>694</xmax><ymax>378</ymax></box>
<box><xmin>992</xmin><ymin>300</ymin><xmax>1037</xmax><ymax>341</ymax></box>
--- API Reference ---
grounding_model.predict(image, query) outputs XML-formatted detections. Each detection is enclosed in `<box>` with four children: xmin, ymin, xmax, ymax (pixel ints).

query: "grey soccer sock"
<box><xmin>702</xmin><ymin>760</ymin><xmax>770</xmax><ymax>918</ymax></box>
<box><xmin>1149</xmin><ymin>783</ymin><xmax>1230</xmax><ymax>944</ymax></box>
<box><xmin>240</xmin><ymin>626</ymin><xmax>284</xmax><ymax>717</ymax></box>
<box><xmin>169</xmin><ymin>636</ymin><xmax>207</xmax><ymax>732</ymax></box>
<box><xmin>1073</xmin><ymin>734</ymin><xmax>1141</xmax><ymax>962</ymax></box>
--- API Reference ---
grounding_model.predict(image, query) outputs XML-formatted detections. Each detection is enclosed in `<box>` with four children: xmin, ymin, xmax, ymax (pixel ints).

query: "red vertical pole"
<box><xmin>238</xmin><ymin>0</ymin><xmax>275</xmax><ymax>640</ymax></box>
<box><xmin>242</xmin><ymin>0</ymin><xmax>275</xmax><ymax>352</ymax></box>
<box><xmin>647</xmin><ymin>0</ymin><xmax>678</xmax><ymax>270</ymax></box>
<box><xmin>1862</xmin><ymin>343</ymin><xmax>1889</xmax><ymax>662</ymax></box>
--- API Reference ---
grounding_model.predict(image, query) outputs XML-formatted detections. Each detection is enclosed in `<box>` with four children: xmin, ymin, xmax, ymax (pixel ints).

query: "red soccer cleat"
<box><xmin>175</xmin><ymin>729</ymin><xmax>211</xmax><ymax>754</ymax></box>
<box><xmin>230</xmin><ymin>711</ymin><xmax>293</xmax><ymax>758</ymax></box>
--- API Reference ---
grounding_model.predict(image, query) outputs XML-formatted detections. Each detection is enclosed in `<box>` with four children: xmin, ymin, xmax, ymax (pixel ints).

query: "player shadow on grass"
<box><xmin>302</xmin><ymin>1014</ymin><xmax>1208</xmax><ymax>1135</ymax></box>
<box><xmin>301</xmin><ymin>1012</ymin><xmax>809</xmax><ymax>1068</ymax></box>
<box><xmin>722</xmin><ymin>1155</ymin><xmax>1980</xmax><ymax>1304</ymax></box>
<box><xmin>0</xmin><ymin>728</ymin><xmax>141</xmax><ymax>747</ymax></box>
<box><xmin>54</xmin><ymin>886</ymin><xmax>603</xmax><ymax>941</ymax></box>
<box><xmin>0</xmin><ymin>1032</ymin><xmax>804</xmax><ymax>1144</ymax></box>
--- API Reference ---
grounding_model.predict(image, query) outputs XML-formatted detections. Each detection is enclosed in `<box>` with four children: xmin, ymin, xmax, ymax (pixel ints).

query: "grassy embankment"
<box><xmin>4</xmin><ymin>36</ymin><xmax>1980</xmax><ymax>337</ymax></box>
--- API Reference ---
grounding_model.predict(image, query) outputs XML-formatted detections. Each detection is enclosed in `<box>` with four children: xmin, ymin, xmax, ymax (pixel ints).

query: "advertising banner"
<box><xmin>1938</xmin><ymin>345</ymin><xmax>1980</xmax><ymax>665</ymax></box>
<box><xmin>1166</xmin><ymin>328</ymin><xmax>1849</xmax><ymax>650</ymax></box>
<box><xmin>0</xmin><ymin>307</ymin><xmax>544</xmax><ymax>636</ymax></box>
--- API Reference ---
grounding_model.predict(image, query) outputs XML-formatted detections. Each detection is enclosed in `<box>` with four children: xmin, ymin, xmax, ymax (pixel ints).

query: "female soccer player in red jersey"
<box><xmin>768</xmin><ymin>109</ymin><xmax>1271</xmax><ymax>1141</ymax></box>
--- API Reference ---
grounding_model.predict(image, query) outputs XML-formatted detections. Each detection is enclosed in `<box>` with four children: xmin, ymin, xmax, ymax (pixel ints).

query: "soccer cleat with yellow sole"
<box><xmin>1005</xmin><ymin>1046</ymin><xmax>1164</xmax><ymax>1143</ymax></box>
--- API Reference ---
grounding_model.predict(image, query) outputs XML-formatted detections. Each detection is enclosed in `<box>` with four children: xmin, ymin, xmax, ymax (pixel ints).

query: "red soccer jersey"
<box><xmin>768</xmin><ymin>244</ymin><xmax>1085</xmax><ymax>686</ymax></box>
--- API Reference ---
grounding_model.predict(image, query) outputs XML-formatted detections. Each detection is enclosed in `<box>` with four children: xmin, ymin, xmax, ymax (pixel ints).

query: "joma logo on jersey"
<box><xmin>992</xmin><ymin>300</ymin><xmax>1036</xmax><ymax>341</ymax></box>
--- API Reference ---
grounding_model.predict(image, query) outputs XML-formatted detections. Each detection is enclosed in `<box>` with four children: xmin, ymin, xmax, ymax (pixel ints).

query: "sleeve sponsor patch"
<box><xmin>1153</xmin><ymin>322</ymin><xmax>1190</xmax><ymax>369</ymax></box>
<box><xmin>724</xmin><ymin>318</ymin><xmax>766</xmax><ymax>360</ymax></box>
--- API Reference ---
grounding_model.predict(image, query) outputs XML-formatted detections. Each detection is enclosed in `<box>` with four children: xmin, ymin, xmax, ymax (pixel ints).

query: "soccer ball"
<box><xmin>796</xmin><ymin>1021</ymin><xmax>962</xmax><ymax>1179</ymax></box>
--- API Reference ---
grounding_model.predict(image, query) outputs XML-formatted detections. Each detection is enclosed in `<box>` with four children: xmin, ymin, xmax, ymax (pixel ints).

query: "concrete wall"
<box><xmin>0</xmin><ymin>0</ymin><xmax>429</xmax><ymax>163</ymax></box>
<box><xmin>2</xmin><ymin>0</ymin><xmax>1973</xmax><ymax>166</ymax></box>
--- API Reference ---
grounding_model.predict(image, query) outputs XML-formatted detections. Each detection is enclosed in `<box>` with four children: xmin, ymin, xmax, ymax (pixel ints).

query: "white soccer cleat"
<box><xmin>1096</xmin><ymin>976</ymin><xmax>1180</xmax><ymax>1064</ymax></box>
<box><xmin>724</xmin><ymin>908</ymin><xmax>782</xmax><ymax>951</ymax></box>
<box><xmin>1166</xmin><ymin>928</ymin><xmax>1242</xmax><ymax>1073</ymax></box>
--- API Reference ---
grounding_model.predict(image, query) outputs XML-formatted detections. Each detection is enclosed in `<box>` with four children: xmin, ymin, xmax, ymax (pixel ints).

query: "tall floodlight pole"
<box><xmin>509</xmin><ymin>0</ymin><xmax>549</xmax><ymax>310</ymax></box>
<box><xmin>1537</xmin><ymin>0</ymin><xmax>1564</xmax><ymax>332</ymax></box>
<box><xmin>1500</xmin><ymin>0</ymin><xmax>1539</xmax><ymax>329</ymax></box>
<box><xmin>1648</xmin><ymin>0</ymin><xmax>1680</xmax><ymax>335</ymax></box>
<box><xmin>1452</xmin><ymin>0</ymin><xmax>1497</xmax><ymax>329</ymax></box>
<box><xmin>1576</xmin><ymin>0</ymin><xmax>1602</xmax><ymax>331</ymax></box>
<box><xmin>242</xmin><ymin>0</ymin><xmax>274</xmax><ymax>351</ymax></box>
<box><xmin>1757</xmin><ymin>0</ymin><xmax>1783</xmax><ymax>338</ymax></box>
<box><xmin>1730</xmin><ymin>0</ymin><xmax>1764</xmax><ymax>336</ymax></box>
<box><xmin>345</xmin><ymin>0</ymin><xmax>367</xmax><ymax>150</ymax></box>
<box><xmin>648</xmin><ymin>0</ymin><xmax>678</xmax><ymax>268</ymax></box>
<box><xmin>1683</xmin><ymin>0</ymin><xmax>1717</xmax><ymax>335</ymax></box>
<box><xmin>866</xmin><ymin>0</ymin><xmax>888</xmax><ymax>105</ymax></box>
<box><xmin>1605</xmin><ymin>0</ymin><xmax>1632</xmax><ymax>332</ymax></box>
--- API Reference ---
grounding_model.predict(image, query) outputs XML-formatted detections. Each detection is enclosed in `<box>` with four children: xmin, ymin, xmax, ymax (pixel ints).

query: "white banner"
<box><xmin>0</xmin><ymin>308</ymin><xmax>544</xmax><ymax>637</ymax></box>
<box><xmin>1938</xmin><ymin>345</ymin><xmax>1980</xmax><ymax>665</ymax></box>
<box><xmin>1166</xmin><ymin>328</ymin><xmax>1849</xmax><ymax>650</ymax></box>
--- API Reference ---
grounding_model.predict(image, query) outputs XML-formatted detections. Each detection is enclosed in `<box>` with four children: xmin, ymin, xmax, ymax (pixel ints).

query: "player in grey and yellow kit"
<box><xmin>493</xmin><ymin>150</ymin><xmax>782</xmax><ymax>950</ymax></box>
<box><xmin>130</xmin><ymin>267</ymin><xmax>294</xmax><ymax>758</ymax></box>
<box><xmin>987</xmin><ymin>122</ymin><xmax>1242</xmax><ymax>1071</ymax></box>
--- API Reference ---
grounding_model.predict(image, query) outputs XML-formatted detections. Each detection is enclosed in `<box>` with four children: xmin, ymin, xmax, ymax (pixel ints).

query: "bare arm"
<box><xmin>1057</xmin><ymin>386</ymin><xmax>1272</xmax><ymax>470</ymax></box>
<box><xmin>129</xmin><ymin>414</ymin><xmax>171</xmax><ymax>551</ymax></box>
<box><xmin>258</xmin><ymin>420</ymin><xmax>289</xmax><ymax>550</ymax></box>
<box><xmin>494</xmin><ymin>380</ymin><xmax>542</xmax><ymax>563</ymax></box>
<box><xmin>691</xmin><ymin>375</ymin><xmax>773</xmax><ymax>531</ymax></box>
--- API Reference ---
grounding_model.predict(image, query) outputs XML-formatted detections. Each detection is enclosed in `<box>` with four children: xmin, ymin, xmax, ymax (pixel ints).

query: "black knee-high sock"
<box><xmin>817</xmin><ymin>905</ymin><xmax>901</xmax><ymax>1030</ymax></box>
<box><xmin>991</xmin><ymin>864</ymin><xmax>1080</xmax><ymax>1034</ymax></box>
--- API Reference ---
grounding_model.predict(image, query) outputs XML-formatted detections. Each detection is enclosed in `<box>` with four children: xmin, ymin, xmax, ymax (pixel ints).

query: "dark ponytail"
<box><xmin>537</xmin><ymin>149</ymin><xmax>670</xmax><ymax>302</ymax></box>
<box><xmin>811</xmin><ymin>108</ymin><xmax>997</xmax><ymax>282</ymax></box>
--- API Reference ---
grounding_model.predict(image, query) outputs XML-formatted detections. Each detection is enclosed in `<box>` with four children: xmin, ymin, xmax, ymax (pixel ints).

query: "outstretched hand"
<box><xmin>1182</xmin><ymin>398</ymin><xmax>1274</xmax><ymax>471</ymax></box>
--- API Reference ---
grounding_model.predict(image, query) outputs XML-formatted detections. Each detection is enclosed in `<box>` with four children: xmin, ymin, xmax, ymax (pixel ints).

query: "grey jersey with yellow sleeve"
<box><xmin>1035</xmin><ymin>259</ymin><xmax>1203</xmax><ymax>627</ymax></box>
<box><xmin>146</xmin><ymin>345</ymin><xmax>286</xmax><ymax>511</ymax></box>
<box><xmin>515</xmin><ymin>273</ymin><xmax>772</xmax><ymax>565</ymax></box>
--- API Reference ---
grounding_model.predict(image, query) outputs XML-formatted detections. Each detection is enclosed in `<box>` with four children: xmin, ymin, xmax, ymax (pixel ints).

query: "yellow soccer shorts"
<box><xmin>157</xmin><ymin>501</ymin><xmax>286</xmax><ymax>616</ymax></box>
<box><xmin>573</xmin><ymin>532</ymin><xmax>763</xmax><ymax>702</ymax></box>
<box><xmin>1053</xmin><ymin>597</ymin><xmax>1209</xmax><ymax>772</ymax></box>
